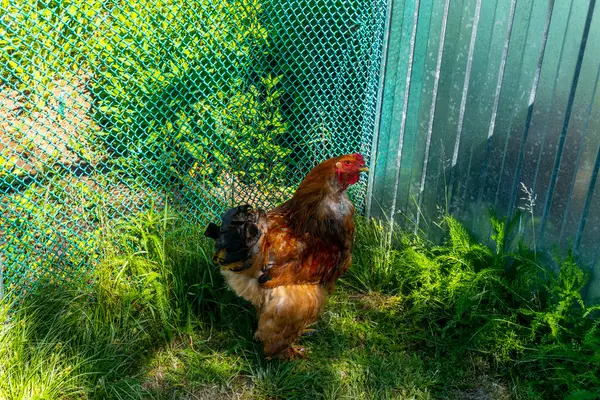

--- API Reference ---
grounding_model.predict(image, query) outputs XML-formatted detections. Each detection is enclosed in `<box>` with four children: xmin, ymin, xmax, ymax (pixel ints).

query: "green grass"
<box><xmin>1</xmin><ymin>206</ymin><xmax>599</xmax><ymax>399</ymax></box>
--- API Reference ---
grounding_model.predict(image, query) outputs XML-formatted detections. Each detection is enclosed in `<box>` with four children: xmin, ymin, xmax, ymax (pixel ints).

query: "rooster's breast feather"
<box><xmin>257</xmin><ymin>205</ymin><xmax>353</xmax><ymax>289</ymax></box>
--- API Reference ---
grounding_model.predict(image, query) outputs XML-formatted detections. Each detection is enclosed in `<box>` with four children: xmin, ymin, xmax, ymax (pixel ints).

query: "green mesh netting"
<box><xmin>0</xmin><ymin>0</ymin><xmax>386</xmax><ymax>297</ymax></box>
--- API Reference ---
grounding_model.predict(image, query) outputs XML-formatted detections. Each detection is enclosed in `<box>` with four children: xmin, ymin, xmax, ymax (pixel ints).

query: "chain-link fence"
<box><xmin>0</xmin><ymin>0</ymin><xmax>387</xmax><ymax>298</ymax></box>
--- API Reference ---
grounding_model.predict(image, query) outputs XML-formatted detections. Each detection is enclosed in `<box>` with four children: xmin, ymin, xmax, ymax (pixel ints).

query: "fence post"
<box><xmin>0</xmin><ymin>259</ymin><xmax>4</xmax><ymax>301</ymax></box>
<box><xmin>366</xmin><ymin>0</ymin><xmax>396</xmax><ymax>219</ymax></box>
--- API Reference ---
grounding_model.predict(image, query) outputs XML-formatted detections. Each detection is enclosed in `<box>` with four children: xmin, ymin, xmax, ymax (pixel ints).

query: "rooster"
<box><xmin>204</xmin><ymin>154</ymin><xmax>368</xmax><ymax>359</ymax></box>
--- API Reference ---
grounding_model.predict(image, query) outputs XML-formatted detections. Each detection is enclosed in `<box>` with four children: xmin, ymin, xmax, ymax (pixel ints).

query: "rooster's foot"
<box><xmin>279</xmin><ymin>344</ymin><xmax>307</xmax><ymax>360</ymax></box>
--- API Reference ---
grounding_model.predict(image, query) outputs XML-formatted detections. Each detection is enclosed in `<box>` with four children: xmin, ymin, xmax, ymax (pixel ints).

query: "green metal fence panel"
<box><xmin>0</xmin><ymin>0</ymin><xmax>387</xmax><ymax>298</ymax></box>
<box><xmin>369</xmin><ymin>0</ymin><xmax>600</xmax><ymax>301</ymax></box>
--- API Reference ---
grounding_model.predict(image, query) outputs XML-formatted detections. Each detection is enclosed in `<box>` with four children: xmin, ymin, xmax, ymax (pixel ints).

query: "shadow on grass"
<box><xmin>3</xmin><ymin>228</ymin><xmax>256</xmax><ymax>399</ymax></box>
<box><xmin>5</xmin><ymin>219</ymin><xmax>436</xmax><ymax>400</ymax></box>
<box><xmin>173</xmin><ymin>289</ymin><xmax>438</xmax><ymax>400</ymax></box>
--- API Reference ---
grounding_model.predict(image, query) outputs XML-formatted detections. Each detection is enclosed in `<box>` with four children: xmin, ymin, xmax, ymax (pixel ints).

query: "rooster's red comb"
<box><xmin>352</xmin><ymin>153</ymin><xmax>366</xmax><ymax>164</ymax></box>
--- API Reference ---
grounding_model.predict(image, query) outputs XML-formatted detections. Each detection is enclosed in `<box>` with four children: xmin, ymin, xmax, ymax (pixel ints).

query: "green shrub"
<box><xmin>348</xmin><ymin>212</ymin><xmax>600</xmax><ymax>398</ymax></box>
<box><xmin>1</xmin><ymin>0</ymin><xmax>294</xmax><ymax>192</ymax></box>
<box><xmin>0</xmin><ymin>0</ymin><xmax>101</xmax><ymax>93</ymax></box>
<box><xmin>89</xmin><ymin>0</ymin><xmax>292</xmax><ymax>189</ymax></box>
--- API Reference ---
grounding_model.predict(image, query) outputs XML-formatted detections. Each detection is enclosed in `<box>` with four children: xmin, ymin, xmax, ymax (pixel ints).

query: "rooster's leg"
<box><xmin>301</xmin><ymin>326</ymin><xmax>317</xmax><ymax>337</ymax></box>
<box><xmin>256</xmin><ymin>285</ymin><xmax>326</xmax><ymax>360</ymax></box>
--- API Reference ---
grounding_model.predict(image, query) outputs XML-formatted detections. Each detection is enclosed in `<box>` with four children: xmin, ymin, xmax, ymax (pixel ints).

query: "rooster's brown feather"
<box><xmin>205</xmin><ymin>153</ymin><xmax>367</xmax><ymax>358</ymax></box>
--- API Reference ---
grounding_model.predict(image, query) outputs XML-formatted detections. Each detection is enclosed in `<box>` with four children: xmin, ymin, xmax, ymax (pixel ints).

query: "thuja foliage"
<box><xmin>349</xmin><ymin>211</ymin><xmax>600</xmax><ymax>399</ymax></box>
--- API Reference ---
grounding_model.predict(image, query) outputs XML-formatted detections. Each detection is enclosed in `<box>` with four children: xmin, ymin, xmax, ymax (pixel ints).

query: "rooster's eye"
<box><xmin>344</xmin><ymin>161</ymin><xmax>351</xmax><ymax>165</ymax></box>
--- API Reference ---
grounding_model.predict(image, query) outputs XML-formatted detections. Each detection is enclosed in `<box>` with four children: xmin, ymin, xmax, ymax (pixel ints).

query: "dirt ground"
<box><xmin>0</xmin><ymin>71</ymin><xmax>100</xmax><ymax>178</ymax></box>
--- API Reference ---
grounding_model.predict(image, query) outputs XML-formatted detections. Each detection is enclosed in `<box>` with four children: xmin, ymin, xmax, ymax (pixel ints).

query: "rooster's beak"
<box><xmin>359</xmin><ymin>167</ymin><xmax>369</xmax><ymax>172</ymax></box>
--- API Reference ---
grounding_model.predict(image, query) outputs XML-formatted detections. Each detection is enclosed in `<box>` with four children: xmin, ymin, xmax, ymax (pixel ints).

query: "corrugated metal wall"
<box><xmin>367</xmin><ymin>0</ymin><xmax>600</xmax><ymax>300</ymax></box>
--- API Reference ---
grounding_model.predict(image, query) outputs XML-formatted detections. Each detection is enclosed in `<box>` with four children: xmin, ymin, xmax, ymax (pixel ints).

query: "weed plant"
<box><xmin>347</xmin><ymin>211</ymin><xmax>600</xmax><ymax>399</ymax></box>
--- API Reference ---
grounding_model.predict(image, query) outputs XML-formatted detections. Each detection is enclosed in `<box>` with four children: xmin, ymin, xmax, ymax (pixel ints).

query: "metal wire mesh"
<box><xmin>0</xmin><ymin>0</ymin><xmax>387</xmax><ymax>298</ymax></box>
